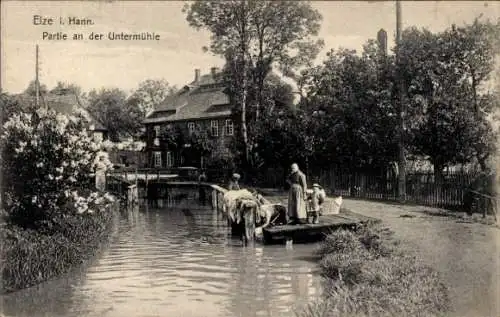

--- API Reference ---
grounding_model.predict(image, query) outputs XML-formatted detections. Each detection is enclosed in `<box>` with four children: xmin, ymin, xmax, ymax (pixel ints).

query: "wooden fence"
<box><xmin>252</xmin><ymin>167</ymin><xmax>495</xmax><ymax>213</ymax></box>
<box><xmin>105</xmin><ymin>165</ymin><xmax>496</xmax><ymax>216</ymax></box>
<box><xmin>316</xmin><ymin>170</ymin><xmax>481</xmax><ymax>210</ymax></box>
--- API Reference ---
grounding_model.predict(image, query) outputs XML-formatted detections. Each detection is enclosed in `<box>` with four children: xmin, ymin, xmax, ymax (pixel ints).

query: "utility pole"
<box><xmin>35</xmin><ymin>44</ymin><xmax>40</xmax><ymax>107</ymax></box>
<box><xmin>395</xmin><ymin>0</ymin><xmax>406</xmax><ymax>202</ymax></box>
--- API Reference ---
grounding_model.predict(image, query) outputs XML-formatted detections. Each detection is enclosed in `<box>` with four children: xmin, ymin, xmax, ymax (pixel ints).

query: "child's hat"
<box><xmin>313</xmin><ymin>183</ymin><xmax>321</xmax><ymax>187</ymax></box>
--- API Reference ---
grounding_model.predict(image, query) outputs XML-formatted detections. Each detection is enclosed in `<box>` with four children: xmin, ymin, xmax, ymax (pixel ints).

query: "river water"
<box><xmin>1</xmin><ymin>191</ymin><xmax>323</xmax><ymax>317</ymax></box>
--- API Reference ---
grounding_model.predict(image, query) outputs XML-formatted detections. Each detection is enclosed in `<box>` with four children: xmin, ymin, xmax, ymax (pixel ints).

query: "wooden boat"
<box><xmin>261</xmin><ymin>208</ymin><xmax>380</xmax><ymax>244</ymax></box>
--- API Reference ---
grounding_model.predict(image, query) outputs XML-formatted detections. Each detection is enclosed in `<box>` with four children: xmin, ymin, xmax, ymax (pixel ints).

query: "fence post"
<box><xmin>135</xmin><ymin>168</ymin><xmax>138</xmax><ymax>187</ymax></box>
<box><xmin>330</xmin><ymin>168</ymin><xmax>335</xmax><ymax>195</ymax></box>
<box><xmin>211</xmin><ymin>189</ymin><xmax>217</xmax><ymax>210</ymax></box>
<box><xmin>144</xmin><ymin>170</ymin><xmax>148</xmax><ymax>200</ymax></box>
<box><xmin>244</xmin><ymin>205</ymin><xmax>256</xmax><ymax>244</ymax></box>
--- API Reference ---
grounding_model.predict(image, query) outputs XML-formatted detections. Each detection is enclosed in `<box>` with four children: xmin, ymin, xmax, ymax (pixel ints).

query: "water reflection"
<box><xmin>1</xmin><ymin>190</ymin><xmax>323</xmax><ymax>317</ymax></box>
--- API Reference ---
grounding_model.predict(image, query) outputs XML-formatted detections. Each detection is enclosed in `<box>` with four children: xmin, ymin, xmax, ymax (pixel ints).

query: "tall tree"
<box><xmin>300</xmin><ymin>42</ymin><xmax>398</xmax><ymax>171</ymax></box>
<box><xmin>448</xmin><ymin>18</ymin><xmax>500</xmax><ymax>171</ymax></box>
<box><xmin>0</xmin><ymin>93</ymin><xmax>23</xmax><ymax>124</ymax></box>
<box><xmin>87</xmin><ymin>88</ymin><xmax>141</xmax><ymax>141</ymax></box>
<box><xmin>249</xmin><ymin>75</ymin><xmax>296</xmax><ymax>168</ymax></box>
<box><xmin>184</xmin><ymin>0</ymin><xmax>323</xmax><ymax>168</ymax></box>
<box><xmin>399</xmin><ymin>19</ymin><xmax>500</xmax><ymax>177</ymax></box>
<box><xmin>129</xmin><ymin>79</ymin><xmax>177</xmax><ymax>118</ymax></box>
<box><xmin>49</xmin><ymin>81</ymin><xmax>83</xmax><ymax>96</ymax></box>
<box><xmin>24</xmin><ymin>80</ymin><xmax>48</xmax><ymax>96</ymax></box>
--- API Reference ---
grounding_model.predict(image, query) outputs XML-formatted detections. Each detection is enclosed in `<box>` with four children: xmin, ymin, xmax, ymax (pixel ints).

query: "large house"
<box><xmin>143</xmin><ymin>67</ymin><xmax>235</xmax><ymax>168</ymax></box>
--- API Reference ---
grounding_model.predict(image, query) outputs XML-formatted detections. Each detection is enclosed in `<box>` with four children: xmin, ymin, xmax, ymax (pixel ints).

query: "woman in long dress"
<box><xmin>94</xmin><ymin>156</ymin><xmax>107</xmax><ymax>192</ymax></box>
<box><xmin>287</xmin><ymin>163</ymin><xmax>307</xmax><ymax>225</ymax></box>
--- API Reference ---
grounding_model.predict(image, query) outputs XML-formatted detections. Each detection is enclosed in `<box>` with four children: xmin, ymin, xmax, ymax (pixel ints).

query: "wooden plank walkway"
<box><xmin>262</xmin><ymin>208</ymin><xmax>380</xmax><ymax>244</ymax></box>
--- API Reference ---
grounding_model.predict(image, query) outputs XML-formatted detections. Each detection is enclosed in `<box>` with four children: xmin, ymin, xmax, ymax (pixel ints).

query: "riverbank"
<box><xmin>300</xmin><ymin>224</ymin><xmax>450</xmax><ymax>317</ymax></box>
<box><xmin>257</xmin><ymin>189</ymin><xmax>499</xmax><ymax>316</ymax></box>
<box><xmin>342</xmin><ymin>199</ymin><xmax>500</xmax><ymax>317</ymax></box>
<box><xmin>0</xmin><ymin>202</ymin><xmax>119</xmax><ymax>294</ymax></box>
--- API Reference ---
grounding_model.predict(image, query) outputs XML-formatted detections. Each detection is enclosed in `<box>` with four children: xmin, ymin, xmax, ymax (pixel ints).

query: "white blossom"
<box><xmin>2</xmin><ymin>106</ymin><xmax>116</xmax><ymax>217</ymax></box>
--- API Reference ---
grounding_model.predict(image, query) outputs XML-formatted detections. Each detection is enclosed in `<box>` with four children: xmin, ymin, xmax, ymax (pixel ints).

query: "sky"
<box><xmin>1</xmin><ymin>1</ymin><xmax>499</xmax><ymax>95</ymax></box>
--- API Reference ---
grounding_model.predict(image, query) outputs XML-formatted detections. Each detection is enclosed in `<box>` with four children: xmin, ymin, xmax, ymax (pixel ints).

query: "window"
<box><xmin>210</xmin><ymin>120</ymin><xmax>218</xmax><ymax>136</ymax></box>
<box><xmin>225</xmin><ymin>119</ymin><xmax>234</xmax><ymax>136</ymax></box>
<box><xmin>154</xmin><ymin>125</ymin><xmax>161</xmax><ymax>137</ymax></box>
<box><xmin>166</xmin><ymin>151</ymin><xmax>173</xmax><ymax>167</ymax></box>
<box><xmin>187</xmin><ymin>122</ymin><xmax>195</xmax><ymax>134</ymax></box>
<box><xmin>153</xmin><ymin>151</ymin><xmax>162</xmax><ymax>168</ymax></box>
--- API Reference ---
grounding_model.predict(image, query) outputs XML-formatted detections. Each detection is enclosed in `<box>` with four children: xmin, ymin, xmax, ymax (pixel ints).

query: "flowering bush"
<box><xmin>100</xmin><ymin>139</ymin><xmax>146</xmax><ymax>152</ymax></box>
<box><xmin>0</xmin><ymin>107</ymin><xmax>115</xmax><ymax>228</ymax></box>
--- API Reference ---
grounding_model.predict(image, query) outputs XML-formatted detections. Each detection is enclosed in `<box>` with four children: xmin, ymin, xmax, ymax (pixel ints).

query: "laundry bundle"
<box><xmin>222</xmin><ymin>189</ymin><xmax>259</xmax><ymax>224</ymax></box>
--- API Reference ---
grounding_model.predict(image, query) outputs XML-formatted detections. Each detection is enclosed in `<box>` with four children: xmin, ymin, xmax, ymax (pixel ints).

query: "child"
<box><xmin>309</xmin><ymin>183</ymin><xmax>326</xmax><ymax>224</ymax></box>
<box><xmin>228</xmin><ymin>173</ymin><xmax>241</xmax><ymax>190</ymax></box>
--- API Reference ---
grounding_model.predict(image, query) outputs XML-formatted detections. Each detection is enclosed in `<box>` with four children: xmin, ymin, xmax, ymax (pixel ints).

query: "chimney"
<box><xmin>194</xmin><ymin>68</ymin><xmax>201</xmax><ymax>82</ymax></box>
<box><xmin>377</xmin><ymin>28</ymin><xmax>387</xmax><ymax>55</ymax></box>
<box><xmin>210</xmin><ymin>67</ymin><xmax>219</xmax><ymax>77</ymax></box>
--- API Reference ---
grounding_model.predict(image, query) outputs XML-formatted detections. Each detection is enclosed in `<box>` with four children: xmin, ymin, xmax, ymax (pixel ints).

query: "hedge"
<box><xmin>0</xmin><ymin>203</ymin><xmax>118</xmax><ymax>294</ymax></box>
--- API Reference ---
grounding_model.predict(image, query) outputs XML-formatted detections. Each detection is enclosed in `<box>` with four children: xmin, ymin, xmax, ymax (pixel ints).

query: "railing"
<box><xmin>107</xmin><ymin>165</ymin><xmax>497</xmax><ymax>217</ymax></box>
<box><xmin>108</xmin><ymin>168</ymin><xmax>178</xmax><ymax>183</ymax></box>
<box><xmin>467</xmin><ymin>190</ymin><xmax>498</xmax><ymax>220</ymax></box>
<box><xmin>105</xmin><ymin>174</ymin><xmax>136</xmax><ymax>202</ymax></box>
<box><xmin>105</xmin><ymin>175</ymin><xmax>127</xmax><ymax>195</ymax></box>
<box><xmin>107</xmin><ymin>167</ymin><xmax>232</xmax><ymax>184</ymax></box>
<box><xmin>210</xmin><ymin>184</ymin><xmax>227</xmax><ymax>212</ymax></box>
<box><xmin>105</xmin><ymin>168</ymin><xmax>230</xmax><ymax>206</ymax></box>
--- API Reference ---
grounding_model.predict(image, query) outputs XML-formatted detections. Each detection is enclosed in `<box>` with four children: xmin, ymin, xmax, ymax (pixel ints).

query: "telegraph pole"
<box><xmin>395</xmin><ymin>0</ymin><xmax>406</xmax><ymax>202</ymax></box>
<box><xmin>35</xmin><ymin>44</ymin><xmax>40</xmax><ymax>107</ymax></box>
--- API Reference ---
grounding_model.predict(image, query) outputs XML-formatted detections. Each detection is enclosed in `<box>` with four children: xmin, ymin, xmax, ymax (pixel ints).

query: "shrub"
<box><xmin>0</xmin><ymin>203</ymin><xmax>117</xmax><ymax>294</ymax></box>
<box><xmin>0</xmin><ymin>105</ymin><xmax>119</xmax><ymax>293</ymax></box>
<box><xmin>319</xmin><ymin>251</ymin><xmax>368</xmax><ymax>285</ymax></box>
<box><xmin>0</xmin><ymin>107</ymin><xmax>114</xmax><ymax>229</ymax></box>
<box><xmin>356</xmin><ymin>225</ymin><xmax>396</xmax><ymax>257</ymax></box>
<box><xmin>314</xmin><ymin>230</ymin><xmax>364</xmax><ymax>258</ymax></box>
<box><xmin>300</xmin><ymin>224</ymin><xmax>450</xmax><ymax>317</ymax></box>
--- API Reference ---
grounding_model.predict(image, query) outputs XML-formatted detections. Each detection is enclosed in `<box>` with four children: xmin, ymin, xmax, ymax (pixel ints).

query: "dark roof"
<box><xmin>144</xmin><ymin>71</ymin><xmax>231</xmax><ymax>124</ymax></box>
<box><xmin>14</xmin><ymin>93</ymin><xmax>107</xmax><ymax>131</ymax></box>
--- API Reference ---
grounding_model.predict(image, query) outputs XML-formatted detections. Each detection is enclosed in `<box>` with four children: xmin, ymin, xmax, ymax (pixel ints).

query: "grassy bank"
<box><xmin>299</xmin><ymin>224</ymin><xmax>450</xmax><ymax>317</ymax></box>
<box><xmin>0</xmin><ymin>203</ymin><xmax>118</xmax><ymax>294</ymax></box>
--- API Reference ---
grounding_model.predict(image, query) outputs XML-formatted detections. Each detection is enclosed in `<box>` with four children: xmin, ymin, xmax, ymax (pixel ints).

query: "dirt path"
<box><xmin>342</xmin><ymin>199</ymin><xmax>500</xmax><ymax>317</ymax></box>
